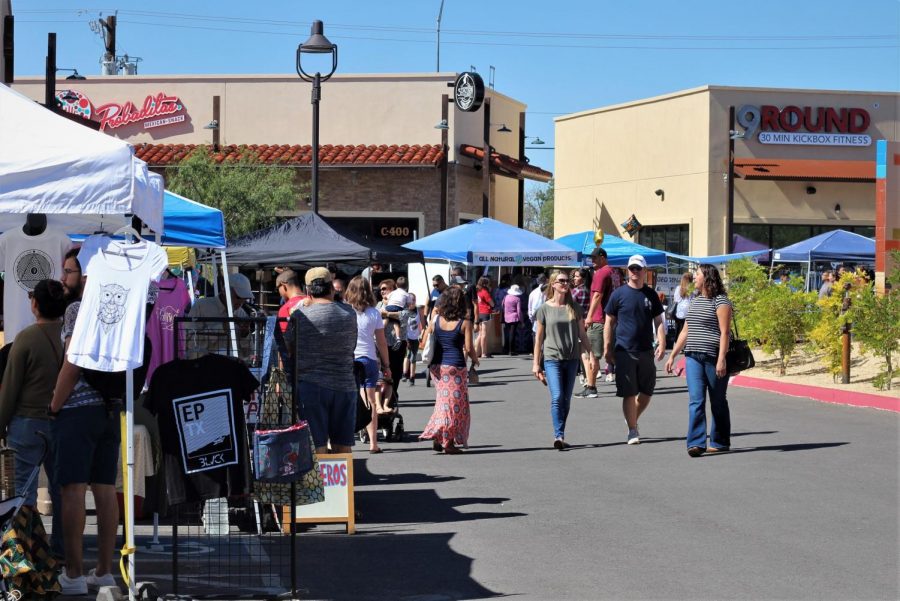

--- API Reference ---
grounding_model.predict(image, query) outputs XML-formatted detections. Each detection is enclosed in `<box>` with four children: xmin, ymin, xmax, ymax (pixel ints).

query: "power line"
<box><xmin>104</xmin><ymin>20</ymin><xmax>898</xmax><ymax>51</ymax></box>
<box><xmin>16</xmin><ymin>8</ymin><xmax>899</xmax><ymax>42</ymax></box>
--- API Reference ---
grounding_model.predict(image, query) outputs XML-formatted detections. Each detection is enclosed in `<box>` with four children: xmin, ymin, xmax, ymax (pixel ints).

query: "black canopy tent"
<box><xmin>223</xmin><ymin>212</ymin><xmax>424</xmax><ymax>267</ymax></box>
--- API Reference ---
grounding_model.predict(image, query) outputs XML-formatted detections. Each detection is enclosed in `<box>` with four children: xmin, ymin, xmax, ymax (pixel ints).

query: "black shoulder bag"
<box><xmin>725</xmin><ymin>315</ymin><xmax>755</xmax><ymax>375</ymax></box>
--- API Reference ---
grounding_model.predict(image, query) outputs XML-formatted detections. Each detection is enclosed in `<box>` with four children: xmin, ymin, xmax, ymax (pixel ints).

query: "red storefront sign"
<box><xmin>95</xmin><ymin>93</ymin><xmax>186</xmax><ymax>132</ymax></box>
<box><xmin>759</xmin><ymin>105</ymin><xmax>870</xmax><ymax>134</ymax></box>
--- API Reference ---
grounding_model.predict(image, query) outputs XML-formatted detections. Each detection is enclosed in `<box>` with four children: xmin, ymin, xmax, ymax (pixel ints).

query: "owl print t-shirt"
<box><xmin>67</xmin><ymin>235</ymin><xmax>169</xmax><ymax>372</ymax></box>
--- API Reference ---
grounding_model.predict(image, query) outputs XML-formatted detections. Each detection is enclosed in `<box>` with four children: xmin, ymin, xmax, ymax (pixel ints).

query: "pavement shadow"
<box><xmin>726</xmin><ymin>441</ymin><xmax>849</xmax><ymax>454</ymax></box>
<box><xmin>356</xmin><ymin>489</ymin><xmax>526</xmax><ymax>526</ymax></box>
<box><xmin>296</xmin><ymin>531</ymin><xmax>505</xmax><ymax>600</ymax></box>
<box><xmin>354</xmin><ymin>459</ymin><xmax>464</xmax><ymax>486</ymax></box>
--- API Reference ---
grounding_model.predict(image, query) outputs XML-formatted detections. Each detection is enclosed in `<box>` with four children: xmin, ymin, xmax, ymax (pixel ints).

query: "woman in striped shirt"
<box><xmin>664</xmin><ymin>264</ymin><xmax>733</xmax><ymax>457</ymax></box>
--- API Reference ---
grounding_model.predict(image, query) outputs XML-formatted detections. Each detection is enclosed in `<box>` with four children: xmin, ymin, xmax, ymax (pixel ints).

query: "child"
<box><xmin>383</xmin><ymin>278</ymin><xmax>410</xmax><ymax>350</ymax></box>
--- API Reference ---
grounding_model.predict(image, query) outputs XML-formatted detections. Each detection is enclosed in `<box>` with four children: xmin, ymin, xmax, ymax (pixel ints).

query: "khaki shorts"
<box><xmin>587</xmin><ymin>322</ymin><xmax>605</xmax><ymax>357</ymax></box>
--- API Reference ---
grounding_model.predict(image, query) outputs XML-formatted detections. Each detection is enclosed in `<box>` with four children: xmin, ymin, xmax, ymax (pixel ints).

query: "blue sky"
<box><xmin>11</xmin><ymin>0</ymin><xmax>900</xmax><ymax>182</ymax></box>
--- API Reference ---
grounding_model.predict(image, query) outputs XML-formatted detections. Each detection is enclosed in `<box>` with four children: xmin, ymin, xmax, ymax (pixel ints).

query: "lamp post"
<box><xmin>296</xmin><ymin>20</ymin><xmax>338</xmax><ymax>215</ymax></box>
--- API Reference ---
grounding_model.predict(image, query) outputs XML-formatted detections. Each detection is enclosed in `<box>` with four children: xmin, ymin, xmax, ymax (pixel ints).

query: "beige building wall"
<box><xmin>12</xmin><ymin>73</ymin><xmax>531</xmax><ymax>229</ymax></box>
<box><xmin>556</xmin><ymin>85</ymin><xmax>899</xmax><ymax>256</ymax></box>
<box><xmin>555</xmin><ymin>87</ymin><xmax>712</xmax><ymax>254</ymax></box>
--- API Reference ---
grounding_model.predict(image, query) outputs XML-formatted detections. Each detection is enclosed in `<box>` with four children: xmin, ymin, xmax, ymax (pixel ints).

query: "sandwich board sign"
<box><xmin>282</xmin><ymin>453</ymin><xmax>356</xmax><ymax>534</ymax></box>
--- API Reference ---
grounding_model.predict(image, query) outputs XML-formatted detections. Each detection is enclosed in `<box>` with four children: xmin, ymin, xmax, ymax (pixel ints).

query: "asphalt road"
<box><xmin>294</xmin><ymin>354</ymin><xmax>899</xmax><ymax>601</ymax></box>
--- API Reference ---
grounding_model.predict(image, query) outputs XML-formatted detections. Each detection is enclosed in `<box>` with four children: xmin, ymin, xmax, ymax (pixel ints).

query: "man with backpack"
<box><xmin>48</xmin><ymin>248</ymin><xmax>120</xmax><ymax>595</ymax></box>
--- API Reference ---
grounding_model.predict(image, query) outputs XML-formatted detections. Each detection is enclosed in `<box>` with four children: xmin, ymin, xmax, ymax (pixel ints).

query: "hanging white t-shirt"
<box><xmin>68</xmin><ymin>235</ymin><xmax>168</xmax><ymax>372</ymax></box>
<box><xmin>0</xmin><ymin>226</ymin><xmax>72</xmax><ymax>343</ymax></box>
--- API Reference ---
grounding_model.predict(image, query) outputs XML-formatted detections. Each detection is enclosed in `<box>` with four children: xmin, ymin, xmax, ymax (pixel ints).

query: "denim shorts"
<box><xmin>297</xmin><ymin>380</ymin><xmax>357</xmax><ymax>448</ymax></box>
<box><xmin>7</xmin><ymin>416</ymin><xmax>52</xmax><ymax>506</ymax></box>
<box><xmin>51</xmin><ymin>404</ymin><xmax>120</xmax><ymax>487</ymax></box>
<box><xmin>355</xmin><ymin>357</ymin><xmax>380</xmax><ymax>389</ymax></box>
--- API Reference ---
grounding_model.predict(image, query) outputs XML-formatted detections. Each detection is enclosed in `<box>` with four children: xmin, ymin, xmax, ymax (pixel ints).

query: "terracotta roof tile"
<box><xmin>458</xmin><ymin>145</ymin><xmax>553</xmax><ymax>183</ymax></box>
<box><xmin>134</xmin><ymin>144</ymin><xmax>445</xmax><ymax>168</ymax></box>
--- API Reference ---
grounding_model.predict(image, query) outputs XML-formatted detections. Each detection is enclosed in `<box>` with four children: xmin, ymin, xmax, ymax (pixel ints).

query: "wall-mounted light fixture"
<box><xmin>806</xmin><ymin>186</ymin><xmax>817</xmax><ymax>195</ymax></box>
<box><xmin>834</xmin><ymin>203</ymin><xmax>842</xmax><ymax>216</ymax></box>
<box><xmin>491</xmin><ymin>123</ymin><xmax>511</xmax><ymax>133</ymax></box>
<box><xmin>434</xmin><ymin>119</ymin><xmax>449</xmax><ymax>130</ymax></box>
<box><xmin>203</xmin><ymin>120</ymin><xmax>219</xmax><ymax>130</ymax></box>
<box><xmin>654</xmin><ymin>189</ymin><xmax>665</xmax><ymax>201</ymax></box>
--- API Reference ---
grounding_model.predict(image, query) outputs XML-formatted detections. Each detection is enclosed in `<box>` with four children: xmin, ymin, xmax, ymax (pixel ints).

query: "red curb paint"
<box><xmin>730</xmin><ymin>375</ymin><xmax>900</xmax><ymax>413</ymax></box>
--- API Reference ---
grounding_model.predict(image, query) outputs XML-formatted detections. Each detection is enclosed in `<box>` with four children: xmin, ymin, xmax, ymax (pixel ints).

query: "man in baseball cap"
<box><xmin>603</xmin><ymin>253</ymin><xmax>666</xmax><ymax>445</ymax></box>
<box><xmin>577</xmin><ymin>246</ymin><xmax>613</xmax><ymax>399</ymax></box>
<box><xmin>286</xmin><ymin>266</ymin><xmax>358</xmax><ymax>455</ymax></box>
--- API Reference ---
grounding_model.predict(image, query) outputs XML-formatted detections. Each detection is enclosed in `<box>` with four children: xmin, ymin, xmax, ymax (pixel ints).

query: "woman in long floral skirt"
<box><xmin>419</xmin><ymin>287</ymin><xmax>479</xmax><ymax>454</ymax></box>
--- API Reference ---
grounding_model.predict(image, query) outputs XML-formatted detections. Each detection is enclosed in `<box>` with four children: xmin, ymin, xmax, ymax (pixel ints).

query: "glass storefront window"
<box><xmin>641</xmin><ymin>224</ymin><xmax>689</xmax><ymax>255</ymax></box>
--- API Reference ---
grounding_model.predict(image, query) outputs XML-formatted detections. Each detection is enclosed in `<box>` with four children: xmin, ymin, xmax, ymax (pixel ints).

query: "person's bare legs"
<box><xmin>622</xmin><ymin>393</ymin><xmax>652</xmax><ymax>430</ymax></box>
<box><xmin>330</xmin><ymin>444</ymin><xmax>352</xmax><ymax>454</ymax></box>
<box><xmin>91</xmin><ymin>483</ymin><xmax>119</xmax><ymax>576</ymax></box>
<box><xmin>364</xmin><ymin>389</ymin><xmax>381</xmax><ymax>452</ymax></box>
<box><xmin>61</xmin><ymin>483</ymin><xmax>87</xmax><ymax>577</ymax></box>
<box><xmin>622</xmin><ymin>395</ymin><xmax>639</xmax><ymax>430</ymax></box>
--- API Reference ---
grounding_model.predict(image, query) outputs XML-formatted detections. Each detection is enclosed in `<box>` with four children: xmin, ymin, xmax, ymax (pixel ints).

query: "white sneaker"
<box><xmin>86</xmin><ymin>568</ymin><xmax>117</xmax><ymax>589</ymax></box>
<box><xmin>627</xmin><ymin>428</ymin><xmax>641</xmax><ymax>445</ymax></box>
<box><xmin>605</xmin><ymin>373</ymin><xmax>614</xmax><ymax>383</ymax></box>
<box><xmin>58</xmin><ymin>568</ymin><xmax>88</xmax><ymax>596</ymax></box>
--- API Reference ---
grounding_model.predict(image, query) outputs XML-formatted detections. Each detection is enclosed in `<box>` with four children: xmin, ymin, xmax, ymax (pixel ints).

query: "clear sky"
<box><xmin>11</xmin><ymin>0</ymin><xmax>900</xmax><ymax>186</ymax></box>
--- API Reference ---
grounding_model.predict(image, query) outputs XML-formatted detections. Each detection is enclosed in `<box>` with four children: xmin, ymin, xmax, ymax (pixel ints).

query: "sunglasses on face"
<box><xmin>628</xmin><ymin>266</ymin><xmax>644</xmax><ymax>272</ymax></box>
<box><xmin>555</xmin><ymin>279</ymin><xmax>570</xmax><ymax>285</ymax></box>
<box><xmin>380</xmin><ymin>287</ymin><xmax>389</xmax><ymax>292</ymax></box>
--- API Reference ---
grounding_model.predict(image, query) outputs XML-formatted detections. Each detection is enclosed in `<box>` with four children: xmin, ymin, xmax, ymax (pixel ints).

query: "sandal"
<box><xmin>370</xmin><ymin>448</ymin><xmax>383</xmax><ymax>454</ymax></box>
<box><xmin>444</xmin><ymin>444</ymin><xmax>463</xmax><ymax>455</ymax></box>
<box><xmin>432</xmin><ymin>441</ymin><xmax>443</xmax><ymax>452</ymax></box>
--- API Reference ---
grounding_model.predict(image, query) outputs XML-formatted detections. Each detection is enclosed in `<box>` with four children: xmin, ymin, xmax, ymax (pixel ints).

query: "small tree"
<box><xmin>807</xmin><ymin>271</ymin><xmax>858</xmax><ymax>379</ymax></box>
<box><xmin>724</xmin><ymin>258</ymin><xmax>768</xmax><ymax>335</ymax></box>
<box><xmin>850</xmin><ymin>256</ymin><xmax>900</xmax><ymax>390</ymax></box>
<box><xmin>524</xmin><ymin>179</ymin><xmax>554</xmax><ymax>238</ymax></box>
<box><xmin>165</xmin><ymin>146</ymin><xmax>303</xmax><ymax>240</ymax></box>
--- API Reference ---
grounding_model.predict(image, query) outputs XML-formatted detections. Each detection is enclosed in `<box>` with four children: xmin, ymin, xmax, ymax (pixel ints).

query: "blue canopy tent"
<box><xmin>555</xmin><ymin>231</ymin><xmax>667</xmax><ymax>267</ymax></box>
<box><xmin>772</xmin><ymin>229</ymin><xmax>875</xmax><ymax>291</ymax></box>
<box><xmin>405</xmin><ymin>218</ymin><xmax>580</xmax><ymax>266</ymax></box>
<box><xmin>160</xmin><ymin>190</ymin><xmax>226</xmax><ymax>249</ymax></box>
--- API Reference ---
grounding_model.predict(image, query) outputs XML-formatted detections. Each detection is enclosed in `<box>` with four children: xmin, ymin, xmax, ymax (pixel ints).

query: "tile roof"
<box><xmin>133</xmin><ymin>144</ymin><xmax>445</xmax><ymax>167</ymax></box>
<box><xmin>458</xmin><ymin>145</ymin><xmax>553</xmax><ymax>183</ymax></box>
<box><xmin>734</xmin><ymin>158</ymin><xmax>875</xmax><ymax>182</ymax></box>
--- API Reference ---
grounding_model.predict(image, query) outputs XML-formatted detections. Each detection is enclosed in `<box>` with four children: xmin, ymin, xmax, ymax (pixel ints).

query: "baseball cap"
<box><xmin>227</xmin><ymin>273</ymin><xmax>254</xmax><ymax>299</ymax></box>
<box><xmin>590</xmin><ymin>246</ymin><xmax>607</xmax><ymax>259</ymax></box>
<box><xmin>305</xmin><ymin>266</ymin><xmax>333</xmax><ymax>285</ymax></box>
<box><xmin>627</xmin><ymin>255</ymin><xmax>647</xmax><ymax>269</ymax></box>
<box><xmin>450</xmin><ymin>275</ymin><xmax>467</xmax><ymax>286</ymax></box>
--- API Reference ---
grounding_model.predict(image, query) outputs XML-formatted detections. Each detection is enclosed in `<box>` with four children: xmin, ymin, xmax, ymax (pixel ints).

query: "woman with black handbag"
<box><xmin>664</xmin><ymin>264</ymin><xmax>732</xmax><ymax>457</ymax></box>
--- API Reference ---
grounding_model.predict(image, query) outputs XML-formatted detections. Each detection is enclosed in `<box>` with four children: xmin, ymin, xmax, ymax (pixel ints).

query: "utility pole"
<box><xmin>100</xmin><ymin>14</ymin><xmax>116</xmax><ymax>74</ymax></box>
<box><xmin>435</xmin><ymin>0</ymin><xmax>445</xmax><ymax>72</ymax></box>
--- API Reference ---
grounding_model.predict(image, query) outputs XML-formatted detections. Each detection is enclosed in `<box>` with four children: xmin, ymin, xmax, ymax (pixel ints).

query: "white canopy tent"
<box><xmin>0</xmin><ymin>82</ymin><xmax>164</xmax><ymax>600</ymax></box>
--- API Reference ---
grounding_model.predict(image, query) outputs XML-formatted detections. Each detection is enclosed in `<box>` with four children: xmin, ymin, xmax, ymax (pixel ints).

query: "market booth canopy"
<box><xmin>555</xmin><ymin>231</ymin><xmax>667</xmax><ymax>267</ymax></box>
<box><xmin>773</xmin><ymin>229</ymin><xmax>875</xmax><ymax>263</ymax></box>
<box><xmin>225</xmin><ymin>212</ymin><xmax>423</xmax><ymax>266</ymax></box>
<box><xmin>405</xmin><ymin>218</ymin><xmax>580</xmax><ymax>265</ymax></box>
<box><xmin>0</xmin><ymin>83</ymin><xmax>163</xmax><ymax>233</ymax></box>
<box><xmin>161</xmin><ymin>190</ymin><xmax>226</xmax><ymax>249</ymax></box>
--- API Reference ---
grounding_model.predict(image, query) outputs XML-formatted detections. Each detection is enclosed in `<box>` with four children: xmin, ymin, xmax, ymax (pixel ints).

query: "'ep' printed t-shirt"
<box><xmin>145</xmin><ymin>354</ymin><xmax>259</xmax><ymax>505</ymax></box>
<box><xmin>68</xmin><ymin>236</ymin><xmax>168</xmax><ymax>372</ymax></box>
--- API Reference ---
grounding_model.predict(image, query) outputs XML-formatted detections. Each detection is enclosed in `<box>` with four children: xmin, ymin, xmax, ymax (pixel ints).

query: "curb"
<box><xmin>729</xmin><ymin>374</ymin><xmax>900</xmax><ymax>413</ymax></box>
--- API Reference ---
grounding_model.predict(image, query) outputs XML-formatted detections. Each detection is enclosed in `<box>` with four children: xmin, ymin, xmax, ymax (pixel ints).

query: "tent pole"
<box><xmin>220</xmin><ymin>251</ymin><xmax>239</xmax><ymax>357</ymax></box>
<box><xmin>124</xmin><ymin>369</ymin><xmax>136</xmax><ymax>600</ymax></box>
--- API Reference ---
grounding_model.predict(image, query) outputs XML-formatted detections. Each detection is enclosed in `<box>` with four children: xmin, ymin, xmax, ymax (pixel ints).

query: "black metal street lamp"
<box><xmin>296</xmin><ymin>20</ymin><xmax>338</xmax><ymax>215</ymax></box>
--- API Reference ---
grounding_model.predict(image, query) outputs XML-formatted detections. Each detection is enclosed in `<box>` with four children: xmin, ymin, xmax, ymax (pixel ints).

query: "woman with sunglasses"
<box><xmin>532</xmin><ymin>270</ymin><xmax>594</xmax><ymax>450</ymax></box>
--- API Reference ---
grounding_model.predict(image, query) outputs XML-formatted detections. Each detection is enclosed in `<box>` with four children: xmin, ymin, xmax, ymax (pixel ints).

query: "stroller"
<box><xmin>0</xmin><ymin>434</ymin><xmax>58</xmax><ymax>600</ymax></box>
<box><xmin>354</xmin><ymin>363</ymin><xmax>406</xmax><ymax>444</ymax></box>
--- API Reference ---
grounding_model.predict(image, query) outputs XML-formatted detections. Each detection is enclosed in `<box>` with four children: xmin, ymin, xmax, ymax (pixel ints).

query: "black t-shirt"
<box><xmin>145</xmin><ymin>354</ymin><xmax>259</xmax><ymax>505</ymax></box>
<box><xmin>604</xmin><ymin>284</ymin><xmax>664</xmax><ymax>352</ymax></box>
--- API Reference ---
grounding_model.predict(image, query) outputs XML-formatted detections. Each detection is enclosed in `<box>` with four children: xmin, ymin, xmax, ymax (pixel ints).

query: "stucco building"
<box><xmin>11</xmin><ymin>73</ymin><xmax>550</xmax><ymax>245</ymax></box>
<box><xmin>554</xmin><ymin>85</ymin><xmax>899</xmax><ymax>256</ymax></box>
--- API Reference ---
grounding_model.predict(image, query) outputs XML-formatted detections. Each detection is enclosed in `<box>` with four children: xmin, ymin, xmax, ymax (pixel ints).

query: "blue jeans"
<box><xmin>544</xmin><ymin>359</ymin><xmax>578</xmax><ymax>439</ymax></box>
<box><xmin>685</xmin><ymin>352</ymin><xmax>731</xmax><ymax>449</ymax></box>
<box><xmin>7</xmin><ymin>416</ymin><xmax>51</xmax><ymax>506</ymax></box>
